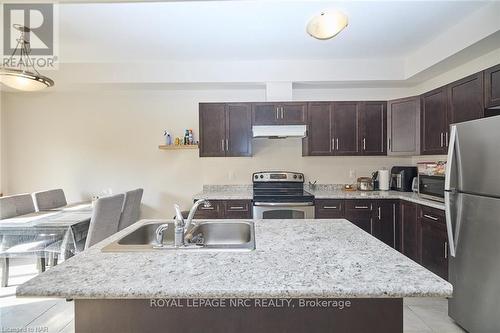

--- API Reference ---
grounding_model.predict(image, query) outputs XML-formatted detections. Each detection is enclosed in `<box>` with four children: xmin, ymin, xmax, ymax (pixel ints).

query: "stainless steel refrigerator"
<box><xmin>445</xmin><ymin>116</ymin><xmax>500</xmax><ymax>332</ymax></box>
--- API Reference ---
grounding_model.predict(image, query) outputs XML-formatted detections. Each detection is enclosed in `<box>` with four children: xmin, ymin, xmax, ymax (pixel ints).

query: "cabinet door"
<box><xmin>303</xmin><ymin>103</ymin><xmax>332</xmax><ymax>156</ymax></box>
<box><xmin>226</xmin><ymin>104</ymin><xmax>252</xmax><ymax>157</ymax></box>
<box><xmin>421</xmin><ymin>87</ymin><xmax>448</xmax><ymax>155</ymax></box>
<box><xmin>331</xmin><ymin>102</ymin><xmax>359</xmax><ymax>155</ymax></box>
<box><xmin>199</xmin><ymin>103</ymin><xmax>226</xmax><ymax>157</ymax></box>
<box><xmin>420</xmin><ymin>218</ymin><xmax>448</xmax><ymax>280</ymax></box>
<box><xmin>372</xmin><ymin>200</ymin><xmax>397</xmax><ymax>248</ymax></box>
<box><xmin>223</xmin><ymin>200</ymin><xmax>252</xmax><ymax>219</ymax></box>
<box><xmin>359</xmin><ymin>102</ymin><xmax>387</xmax><ymax>155</ymax></box>
<box><xmin>387</xmin><ymin>97</ymin><xmax>420</xmax><ymax>156</ymax></box>
<box><xmin>344</xmin><ymin>200</ymin><xmax>372</xmax><ymax>233</ymax></box>
<box><xmin>280</xmin><ymin>103</ymin><xmax>307</xmax><ymax>125</ymax></box>
<box><xmin>252</xmin><ymin>103</ymin><xmax>279</xmax><ymax>125</ymax></box>
<box><xmin>399</xmin><ymin>201</ymin><xmax>419</xmax><ymax>262</ymax></box>
<box><xmin>315</xmin><ymin>199</ymin><xmax>344</xmax><ymax>218</ymax></box>
<box><xmin>484</xmin><ymin>64</ymin><xmax>500</xmax><ymax>110</ymax></box>
<box><xmin>447</xmin><ymin>73</ymin><xmax>484</xmax><ymax>124</ymax></box>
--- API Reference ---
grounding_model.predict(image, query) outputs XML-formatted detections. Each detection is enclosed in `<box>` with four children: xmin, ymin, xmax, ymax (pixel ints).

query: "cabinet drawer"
<box><xmin>419</xmin><ymin>205</ymin><xmax>445</xmax><ymax>225</ymax></box>
<box><xmin>345</xmin><ymin>200</ymin><xmax>373</xmax><ymax>211</ymax></box>
<box><xmin>193</xmin><ymin>200</ymin><xmax>223</xmax><ymax>219</ymax></box>
<box><xmin>315</xmin><ymin>199</ymin><xmax>344</xmax><ymax>218</ymax></box>
<box><xmin>224</xmin><ymin>200</ymin><xmax>252</xmax><ymax>219</ymax></box>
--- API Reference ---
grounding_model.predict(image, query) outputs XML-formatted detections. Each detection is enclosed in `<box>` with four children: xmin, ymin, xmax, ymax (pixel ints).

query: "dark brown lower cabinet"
<box><xmin>344</xmin><ymin>200</ymin><xmax>372</xmax><ymax>234</ymax></box>
<box><xmin>315</xmin><ymin>199</ymin><xmax>344</xmax><ymax>218</ymax></box>
<box><xmin>194</xmin><ymin>200</ymin><xmax>252</xmax><ymax>219</ymax></box>
<box><xmin>371</xmin><ymin>200</ymin><xmax>397</xmax><ymax>248</ymax></box>
<box><xmin>418</xmin><ymin>206</ymin><xmax>448</xmax><ymax>280</ymax></box>
<box><xmin>399</xmin><ymin>201</ymin><xmax>420</xmax><ymax>262</ymax></box>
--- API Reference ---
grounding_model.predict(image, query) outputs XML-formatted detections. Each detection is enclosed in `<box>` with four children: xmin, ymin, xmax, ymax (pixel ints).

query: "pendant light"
<box><xmin>307</xmin><ymin>11</ymin><xmax>348</xmax><ymax>40</ymax></box>
<box><xmin>0</xmin><ymin>25</ymin><xmax>54</xmax><ymax>91</ymax></box>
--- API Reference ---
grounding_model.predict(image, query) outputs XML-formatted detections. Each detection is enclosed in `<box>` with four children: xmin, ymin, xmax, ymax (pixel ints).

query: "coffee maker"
<box><xmin>390</xmin><ymin>166</ymin><xmax>418</xmax><ymax>192</ymax></box>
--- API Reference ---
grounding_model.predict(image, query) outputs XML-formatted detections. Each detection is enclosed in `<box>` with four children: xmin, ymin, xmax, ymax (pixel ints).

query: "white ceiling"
<box><xmin>59</xmin><ymin>1</ymin><xmax>488</xmax><ymax>63</ymax></box>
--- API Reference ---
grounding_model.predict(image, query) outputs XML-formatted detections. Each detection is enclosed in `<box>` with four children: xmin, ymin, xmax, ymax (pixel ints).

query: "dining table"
<box><xmin>0</xmin><ymin>202</ymin><xmax>93</xmax><ymax>257</ymax></box>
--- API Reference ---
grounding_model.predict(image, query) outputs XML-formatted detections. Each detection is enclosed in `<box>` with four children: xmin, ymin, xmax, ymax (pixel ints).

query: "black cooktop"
<box><xmin>252</xmin><ymin>171</ymin><xmax>314</xmax><ymax>203</ymax></box>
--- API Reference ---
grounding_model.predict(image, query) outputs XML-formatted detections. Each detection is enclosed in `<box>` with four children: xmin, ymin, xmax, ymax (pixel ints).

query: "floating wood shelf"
<box><xmin>158</xmin><ymin>144</ymin><xmax>199</xmax><ymax>150</ymax></box>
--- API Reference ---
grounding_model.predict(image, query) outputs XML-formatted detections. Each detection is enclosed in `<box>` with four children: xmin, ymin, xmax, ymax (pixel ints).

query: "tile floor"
<box><xmin>1</xmin><ymin>258</ymin><xmax>466</xmax><ymax>333</ymax></box>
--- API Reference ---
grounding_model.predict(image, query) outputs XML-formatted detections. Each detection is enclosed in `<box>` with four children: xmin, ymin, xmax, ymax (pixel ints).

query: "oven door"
<box><xmin>252</xmin><ymin>202</ymin><xmax>315</xmax><ymax>219</ymax></box>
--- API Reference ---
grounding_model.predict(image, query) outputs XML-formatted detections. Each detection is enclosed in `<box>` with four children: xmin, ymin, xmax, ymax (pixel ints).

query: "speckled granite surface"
<box><xmin>193</xmin><ymin>185</ymin><xmax>253</xmax><ymax>200</ymax></box>
<box><xmin>17</xmin><ymin>219</ymin><xmax>452</xmax><ymax>299</ymax></box>
<box><xmin>193</xmin><ymin>185</ymin><xmax>444</xmax><ymax>210</ymax></box>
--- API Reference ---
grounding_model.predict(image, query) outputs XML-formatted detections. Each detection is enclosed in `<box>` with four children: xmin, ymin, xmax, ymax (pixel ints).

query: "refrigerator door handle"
<box><xmin>445</xmin><ymin>125</ymin><xmax>457</xmax><ymax>191</ymax></box>
<box><xmin>445</xmin><ymin>191</ymin><xmax>457</xmax><ymax>257</ymax></box>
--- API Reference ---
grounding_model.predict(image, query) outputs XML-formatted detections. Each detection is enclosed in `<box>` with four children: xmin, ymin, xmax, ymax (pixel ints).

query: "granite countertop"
<box><xmin>17</xmin><ymin>219</ymin><xmax>452</xmax><ymax>299</ymax></box>
<box><xmin>193</xmin><ymin>185</ymin><xmax>445</xmax><ymax>210</ymax></box>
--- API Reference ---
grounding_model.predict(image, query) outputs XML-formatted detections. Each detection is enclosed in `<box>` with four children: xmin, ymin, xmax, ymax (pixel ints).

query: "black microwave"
<box><xmin>418</xmin><ymin>174</ymin><xmax>445</xmax><ymax>202</ymax></box>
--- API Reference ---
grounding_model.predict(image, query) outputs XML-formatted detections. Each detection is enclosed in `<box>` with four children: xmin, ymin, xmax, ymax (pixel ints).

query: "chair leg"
<box><xmin>53</xmin><ymin>254</ymin><xmax>58</xmax><ymax>266</ymax></box>
<box><xmin>37</xmin><ymin>257</ymin><xmax>46</xmax><ymax>273</ymax></box>
<box><xmin>1</xmin><ymin>258</ymin><xmax>9</xmax><ymax>287</ymax></box>
<box><xmin>47</xmin><ymin>252</ymin><xmax>54</xmax><ymax>267</ymax></box>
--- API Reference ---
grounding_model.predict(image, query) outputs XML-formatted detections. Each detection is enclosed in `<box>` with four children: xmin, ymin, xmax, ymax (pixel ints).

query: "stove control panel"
<box><xmin>253</xmin><ymin>171</ymin><xmax>304</xmax><ymax>182</ymax></box>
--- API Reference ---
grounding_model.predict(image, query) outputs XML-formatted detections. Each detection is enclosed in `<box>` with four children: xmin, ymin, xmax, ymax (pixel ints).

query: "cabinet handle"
<box><xmin>221</xmin><ymin>139</ymin><xmax>225</xmax><ymax>152</ymax></box>
<box><xmin>445</xmin><ymin>132</ymin><xmax>449</xmax><ymax>147</ymax></box>
<box><xmin>363</xmin><ymin>138</ymin><xmax>366</xmax><ymax>150</ymax></box>
<box><xmin>323</xmin><ymin>206</ymin><xmax>338</xmax><ymax>209</ymax></box>
<box><xmin>276</xmin><ymin>107</ymin><xmax>279</xmax><ymax>119</ymax></box>
<box><xmin>378</xmin><ymin>207</ymin><xmax>381</xmax><ymax>220</ymax></box>
<box><xmin>336</xmin><ymin>138</ymin><xmax>339</xmax><ymax>150</ymax></box>
<box><xmin>354</xmin><ymin>206</ymin><xmax>369</xmax><ymax>209</ymax></box>
<box><xmin>444</xmin><ymin>241</ymin><xmax>448</xmax><ymax>259</ymax></box>
<box><xmin>226</xmin><ymin>139</ymin><xmax>229</xmax><ymax>151</ymax></box>
<box><xmin>388</xmin><ymin>138</ymin><xmax>391</xmax><ymax>151</ymax></box>
<box><xmin>392</xmin><ymin>204</ymin><xmax>396</xmax><ymax>248</ymax></box>
<box><xmin>228</xmin><ymin>206</ymin><xmax>245</xmax><ymax>210</ymax></box>
<box><xmin>440</xmin><ymin>132</ymin><xmax>444</xmax><ymax>147</ymax></box>
<box><xmin>332</xmin><ymin>138</ymin><xmax>335</xmax><ymax>151</ymax></box>
<box><xmin>201</xmin><ymin>206</ymin><xmax>215</xmax><ymax>210</ymax></box>
<box><xmin>281</xmin><ymin>107</ymin><xmax>284</xmax><ymax>119</ymax></box>
<box><xmin>423</xmin><ymin>214</ymin><xmax>439</xmax><ymax>221</ymax></box>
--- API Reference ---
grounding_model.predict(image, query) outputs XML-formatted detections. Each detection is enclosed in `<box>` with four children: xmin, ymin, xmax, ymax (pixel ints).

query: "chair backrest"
<box><xmin>85</xmin><ymin>193</ymin><xmax>124</xmax><ymax>249</ymax></box>
<box><xmin>33</xmin><ymin>189</ymin><xmax>67</xmax><ymax>211</ymax></box>
<box><xmin>117</xmin><ymin>188</ymin><xmax>143</xmax><ymax>231</ymax></box>
<box><xmin>0</xmin><ymin>194</ymin><xmax>36</xmax><ymax>219</ymax></box>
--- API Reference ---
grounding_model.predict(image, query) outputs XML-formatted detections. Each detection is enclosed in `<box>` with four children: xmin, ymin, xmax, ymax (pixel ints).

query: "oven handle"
<box><xmin>253</xmin><ymin>202</ymin><xmax>314</xmax><ymax>207</ymax></box>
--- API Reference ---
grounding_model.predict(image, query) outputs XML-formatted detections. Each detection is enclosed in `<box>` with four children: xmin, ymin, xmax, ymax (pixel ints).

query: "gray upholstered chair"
<box><xmin>33</xmin><ymin>189</ymin><xmax>67</xmax><ymax>211</ymax></box>
<box><xmin>0</xmin><ymin>194</ymin><xmax>36</xmax><ymax>219</ymax></box>
<box><xmin>0</xmin><ymin>194</ymin><xmax>55</xmax><ymax>287</ymax></box>
<box><xmin>117</xmin><ymin>188</ymin><xmax>143</xmax><ymax>231</ymax></box>
<box><xmin>85</xmin><ymin>193</ymin><xmax>125</xmax><ymax>249</ymax></box>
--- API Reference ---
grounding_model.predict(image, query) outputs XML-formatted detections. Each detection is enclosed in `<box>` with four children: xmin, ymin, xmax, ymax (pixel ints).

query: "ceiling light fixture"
<box><xmin>0</xmin><ymin>25</ymin><xmax>54</xmax><ymax>91</ymax></box>
<box><xmin>307</xmin><ymin>11</ymin><xmax>348</xmax><ymax>40</ymax></box>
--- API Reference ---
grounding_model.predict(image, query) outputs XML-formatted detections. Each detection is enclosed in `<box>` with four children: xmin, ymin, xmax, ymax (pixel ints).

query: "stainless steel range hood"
<box><xmin>252</xmin><ymin>125</ymin><xmax>307</xmax><ymax>139</ymax></box>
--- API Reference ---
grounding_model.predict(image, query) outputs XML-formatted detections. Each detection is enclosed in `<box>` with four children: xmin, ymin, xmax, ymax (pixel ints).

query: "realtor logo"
<box><xmin>2</xmin><ymin>3</ymin><xmax>58</xmax><ymax>69</ymax></box>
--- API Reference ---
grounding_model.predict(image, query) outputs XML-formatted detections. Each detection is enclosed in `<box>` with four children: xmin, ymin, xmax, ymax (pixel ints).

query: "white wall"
<box><xmin>1</xmin><ymin>88</ymin><xmax>411</xmax><ymax>218</ymax></box>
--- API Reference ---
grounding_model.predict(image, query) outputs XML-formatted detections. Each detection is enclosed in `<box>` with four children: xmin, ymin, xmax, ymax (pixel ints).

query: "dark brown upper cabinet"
<box><xmin>359</xmin><ymin>101</ymin><xmax>387</xmax><ymax>155</ymax></box>
<box><xmin>302</xmin><ymin>102</ymin><xmax>332</xmax><ymax>156</ymax></box>
<box><xmin>420</xmin><ymin>87</ymin><xmax>449</xmax><ymax>155</ymax></box>
<box><xmin>199</xmin><ymin>103</ymin><xmax>226</xmax><ymax>157</ymax></box>
<box><xmin>484</xmin><ymin>64</ymin><xmax>500</xmax><ymax>110</ymax></box>
<box><xmin>199</xmin><ymin>103</ymin><xmax>252</xmax><ymax>157</ymax></box>
<box><xmin>252</xmin><ymin>102</ymin><xmax>307</xmax><ymax>125</ymax></box>
<box><xmin>331</xmin><ymin>102</ymin><xmax>359</xmax><ymax>155</ymax></box>
<box><xmin>387</xmin><ymin>96</ymin><xmax>420</xmax><ymax>156</ymax></box>
<box><xmin>447</xmin><ymin>72</ymin><xmax>484</xmax><ymax>125</ymax></box>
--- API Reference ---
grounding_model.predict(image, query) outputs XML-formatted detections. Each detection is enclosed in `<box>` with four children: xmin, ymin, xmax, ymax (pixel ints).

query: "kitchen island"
<box><xmin>17</xmin><ymin>219</ymin><xmax>452</xmax><ymax>333</ymax></box>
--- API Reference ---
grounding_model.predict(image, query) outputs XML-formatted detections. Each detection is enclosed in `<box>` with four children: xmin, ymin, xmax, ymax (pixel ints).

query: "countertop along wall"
<box><xmin>1</xmin><ymin>87</ymin><xmax>413</xmax><ymax>218</ymax></box>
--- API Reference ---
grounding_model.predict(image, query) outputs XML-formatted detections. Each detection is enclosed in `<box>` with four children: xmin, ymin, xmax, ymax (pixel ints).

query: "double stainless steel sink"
<box><xmin>102</xmin><ymin>220</ymin><xmax>255</xmax><ymax>252</ymax></box>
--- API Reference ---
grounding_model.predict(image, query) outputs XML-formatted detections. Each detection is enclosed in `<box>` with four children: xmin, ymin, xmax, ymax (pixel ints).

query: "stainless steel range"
<box><xmin>252</xmin><ymin>171</ymin><xmax>315</xmax><ymax>219</ymax></box>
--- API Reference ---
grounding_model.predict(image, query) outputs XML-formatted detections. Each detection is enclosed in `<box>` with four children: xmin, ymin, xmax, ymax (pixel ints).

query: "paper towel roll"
<box><xmin>378</xmin><ymin>169</ymin><xmax>390</xmax><ymax>191</ymax></box>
